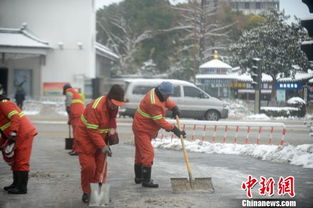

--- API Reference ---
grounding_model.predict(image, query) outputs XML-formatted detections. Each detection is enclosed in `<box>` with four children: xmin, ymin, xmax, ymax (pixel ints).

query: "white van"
<box><xmin>119</xmin><ymin>79</ymin><xmax>228</xmax><ymax>120</ymax></box>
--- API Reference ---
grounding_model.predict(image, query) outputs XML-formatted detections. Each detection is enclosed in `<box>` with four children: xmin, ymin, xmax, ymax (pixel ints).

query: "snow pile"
<box><xmin>245</xmin><ymin>113</ymin><xmax>270</xmax><ymax>120</ymax></box>
<box><xmin>22</xmin><ymin>100</ymin><xmax>42</xmax><ymax>115</ymax></box>
<box><xmin>287</xmin><ymin>97</ymin><xmax>306</xmax><ymax>105</ymax></box>
<box><xmin>223</xmin><ymin>99</ymin><xmax>252</xmax><ymax>119</ymax></box>
<box><xmin>21</xmin><ymin>99</ymin><xmax>66</xmax><ymax>116</ymax></box>
<box><xmin>152</xmin><ymin>138</ymin><xmax>313</xmax><ymax>169</ymax></box>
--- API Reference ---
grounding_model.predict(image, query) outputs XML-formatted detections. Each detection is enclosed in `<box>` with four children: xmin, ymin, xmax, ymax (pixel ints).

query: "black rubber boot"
<box><xmin>134</xmin><ymin>164</ymin><xmax>142</xmax><ymax>184</ymax></box>
<box><xmin>4</xmin><ymin>171</ymin><xmax>17</xmax><ymax>191</ymax></box>
<box><xmin>142</xmin><ymin>166</ymin><xmax>159</xmax><ymax>188</ymax></box>
<box><xmin>82</xmin><ymin>193</ymin><xmax>90</xmax><ymax>203</ymax></box>
<box><xmin>8</xmin><ymin>171</ymin><xmax>28</xmax><ymax>194</ymax></box>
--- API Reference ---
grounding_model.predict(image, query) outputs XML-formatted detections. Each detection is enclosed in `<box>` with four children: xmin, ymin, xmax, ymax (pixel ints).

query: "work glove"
<box><xmin>172</xmin><ymin>106</ymin><xmax>181</xmax><ymax>118</ymax></box>
<box><xmin>8</xmin><ymin>132</ymin><xmax>17</xmax><ymax>145</ymax></box>
<box><xmin>102</xmin><ymin>146</ymin><xmax>112</xmax><ymax>157</ymax></box>
<box><xmin>171</xmin><ymin>126</ymin><xmax>186</xmax><ymax>138</ymax></box>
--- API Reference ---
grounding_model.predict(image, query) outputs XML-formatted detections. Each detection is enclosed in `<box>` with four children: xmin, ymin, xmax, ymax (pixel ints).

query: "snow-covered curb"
<box><xmin>152</xmin><ymin>138</ymin><xmax>313</xmax><ymax>169</ymax></box>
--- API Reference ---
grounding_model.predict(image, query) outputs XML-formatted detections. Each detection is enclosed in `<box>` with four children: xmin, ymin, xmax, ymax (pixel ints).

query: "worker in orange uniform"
<box><xmin>132</xmin><ymin>81</ymin><xmax>186</xmax><ymax>188</ymax></box>
<box><xmin>75</xmin><ymin>84</ymin><xmax>125</xmax><ymax>203</ymax></box>
<box><xmin>63</xmin><ymin>83</ymin><xmax>85</xmax><ymax>156</ymax></box>
<box><xmin>0</xmin><ymin>84</ymin><xmax>37</xmax><ymax>194</ymax></box>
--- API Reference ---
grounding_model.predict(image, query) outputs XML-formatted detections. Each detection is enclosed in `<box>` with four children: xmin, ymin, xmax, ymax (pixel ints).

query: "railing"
<box><xmin>158</xmin><ymin>120</ymin><xmax>287</xmax><ymax>145</ymax></box>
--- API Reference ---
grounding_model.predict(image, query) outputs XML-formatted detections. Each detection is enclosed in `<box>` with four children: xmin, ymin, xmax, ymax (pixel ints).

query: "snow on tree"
<box><xmin>229</xmin><ymin>10</ymin><xmax>311</xmax><ymax>100</ymax></box>
<box><xmin>171</xmin><ymin>0</ymin><xmax>234</xmax><ymax>81</ymax></box>
<box><xmin>96</xmin><ymin>0</ymin><xmax>181</xmax><ymax>75</ymax></box>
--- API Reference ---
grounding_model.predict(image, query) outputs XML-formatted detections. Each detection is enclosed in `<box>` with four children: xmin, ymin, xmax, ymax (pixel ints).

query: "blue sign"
<box><xmin>276</xmin><ymin>82</ymin><xmax>302</xmax><ymax>90</ymax></box>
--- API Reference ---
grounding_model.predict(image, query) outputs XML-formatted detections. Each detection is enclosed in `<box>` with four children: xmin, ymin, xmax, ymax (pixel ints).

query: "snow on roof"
<box><xmin>279</xmin><ymin>72</ymin><xmax>313</xmax><ymax>82</ymax></box>
<box><xmin>199</xmin><ymin>59</ymin><xmax>232</xmax><ymax>69</ymax></box>
<box><xmin>0</xmin><ymin>27</ymin><xmax>50</xmax><ymax>48</ymax></box>
<box><xmin>196</xmin><ymin>72</ymin><xmax>273</xmax><ymax>82</ymax></box>
<box><xmin>123</xmin><ymin>78</ymin><xmax>195</xmax><ymax>87</ymax></box>
<box><xmin>95</xmin><ymin>42</ymin><xmax>119</xmax><ymax>60</ymax></box>
<box><xmin>302</xmin><ymin>40</ymin><xmax>313</xmax><ymax>45</ymax></box>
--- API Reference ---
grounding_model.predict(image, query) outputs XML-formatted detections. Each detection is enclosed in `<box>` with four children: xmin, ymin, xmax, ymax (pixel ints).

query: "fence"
<box><xmin>158</xmin><ymin>120</ymin><xmax>287</xmax><ymax>145</ymax></box>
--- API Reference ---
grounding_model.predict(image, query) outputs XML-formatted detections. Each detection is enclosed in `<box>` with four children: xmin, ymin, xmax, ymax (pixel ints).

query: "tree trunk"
<box><xmin>270</xmin><ymin>78</ymin><xmax>277</xmax><ymax>106</ymax></box>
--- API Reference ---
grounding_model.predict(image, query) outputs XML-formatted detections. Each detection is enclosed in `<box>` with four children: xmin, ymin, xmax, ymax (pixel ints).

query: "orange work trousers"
<box><xmin>71</xmin><ymin>116</ymin><xmax>81</xmax><ymax>152</ymax></box>
<box><xmin>12</xmin><ymin>132</ymin><xmax>36</xmax><ymax>171</ymax></box>
<box><xmin>134</xmin><ymin>130</ymin><xmax>154</xmax><ymax>167</ymax></box>
<box><xmin>78</xmin><ymin>150</ymin><xmax>107</xmax><ymax>194</ymax></box>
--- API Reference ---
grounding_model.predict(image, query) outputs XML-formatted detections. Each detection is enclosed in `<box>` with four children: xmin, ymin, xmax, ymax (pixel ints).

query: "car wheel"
<box><xmin>205</xmin><ymin>110</ymin><xmax>220</xmax><ymax>121</ymax></box>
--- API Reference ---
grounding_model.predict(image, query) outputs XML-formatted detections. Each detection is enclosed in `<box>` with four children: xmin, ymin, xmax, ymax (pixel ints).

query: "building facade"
<box><xmin>229</xmin><ymin>0</ymin><xmax>279</xmax><ymax>15</ymax></box>
<box><xmin>0</xmin><ymin>0</ymin><xmax>118</xmax><ymax>97</ymax></box>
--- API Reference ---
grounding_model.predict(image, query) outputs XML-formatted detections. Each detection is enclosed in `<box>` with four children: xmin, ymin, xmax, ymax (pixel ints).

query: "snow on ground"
<box><xmin>152</xmin><ymin>138</ymin><xmax>313</xmax><ymax>169</ymax></box>
<box><xmin>19</xmin><ymin>97</ymin><xmax>312</xmax><ymax>121</ymax></box>
<box><xmin>21</xmin><ymin>99</ymin><xmax>67</xmax><ymax>116</ymax></box>
<box><xmin>245</xmin><ymin>113</ymin><xmax>270</xmax><ymax>120</ymax></box>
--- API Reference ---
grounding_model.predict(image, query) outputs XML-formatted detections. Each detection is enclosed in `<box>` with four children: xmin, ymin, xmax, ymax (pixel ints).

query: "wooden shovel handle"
<box><xmin>175</xmin><ymin>115</ymin><xmax>193</xmax><ymax>182</ymax></box>
<box><xmin>99</xmin><ymin>151</ymin><xmax>108</xmax><ymax>184</ymax></box>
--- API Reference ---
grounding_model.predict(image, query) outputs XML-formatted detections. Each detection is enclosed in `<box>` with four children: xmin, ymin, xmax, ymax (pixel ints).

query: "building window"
<box><xmin>245</xmin><ymin>2</ymin><xmax>249</xmax><ymax>9</ymax></box>
<box><xmin>256</xmin><ymin>2</ymin><xmax>261</xmax><ymax>9</ymax></box>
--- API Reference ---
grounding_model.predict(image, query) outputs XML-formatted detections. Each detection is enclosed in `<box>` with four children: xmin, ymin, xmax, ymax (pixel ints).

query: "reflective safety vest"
<box><xmin>80</xmin><ymin>96</ymin><xmax>116</xmax><ymax>134</ymax></box>
<box><xmin>65</xmin><ymin>88</ymin><xmax>84</xmax><ymax>119</ymax></box>
<box><xmin>81</xmin><ymin>114</ymin><xmax>109</xmax><ymax>133</ymax></box>
<box><xmin>133</xmin><ymin>88</ymin><xmax>175</xmax><ymax>137</ymax></box>
<box><xmin>136</xmin><ymin>89</ymin><xmax>163</xmax><ymax>120</ymax></box>
<box><xmin>0</xmin><ymin>98</ymin><xmax>37</xmax><ymax>138</ymax></box>
<box><xmin>66</xmin><ymin>88</ymin><xmax>84</xmax><ymax>104</ymax></box>
<box><xmin>0</xmin><ymin>111</ymin><xmax>24</xmax><ymax>131</ymax></box>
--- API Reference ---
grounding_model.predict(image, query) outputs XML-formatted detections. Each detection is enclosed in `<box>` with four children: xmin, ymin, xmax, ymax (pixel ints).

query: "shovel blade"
<box><xmin>89</xmin><ymin>183</ymin><xmax>110</xmax><ymax>207</ymax></box>
<box><xmin>171</xmin><ymin>177</ymin><xmax>214</xmax><ymax>193</ymax></box>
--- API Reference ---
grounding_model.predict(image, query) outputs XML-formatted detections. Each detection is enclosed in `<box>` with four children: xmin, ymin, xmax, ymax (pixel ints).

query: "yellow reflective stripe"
<box><xmin>152</xmin><ymin>115</ymin><xmax>163</xmax><ymax>120</ymax></box>
<box><xmin>8</xmin><ymin>110</ymin><xmax>19</xmax><ymax>119</ymax></box>
<box><xmin>137</xmin><ymin>107</ymin><xmax>151</xmax><ymax>118</ymax></box>
<box><xmin>98</xmin><ymin>129</ymin><xmax>110</xmax><ymax>133</ymax></box>
<box><xmin>81</xmin><ymin>115</ymin><xmax>99</xmax><ymax>129</ymax></box>
<box><xmin>2</xmin><ymin>100</ymin><xmax>8</xmax><ymax>103</ymax></box>
<box><xmin>92</xmin><ymin>96</ymin><xmax>104</xmax><ymax>109</ymax></box>
<box><xmin>137</xmin><ymin>107</ymin><xmax>162</xmax><ymax>120</ymax></box>
<box><xmin>0</xmin><ymin>122</ymin><xmax>11</xmax><ymax>131</ymax></box>
<box><xmin>81</xmin><ymin>115</ymin><xmax>109</xmax><ymax>133</ymax></box>
<box><xmin>7</xmin><ymin>111</ymin><xmax>24</xmax><ymax>119</ymax></box>
<box><xmin>72</xmin><ymin>99</ymin><xmax>84</xmax><ymax>104</ymax></box>
<box><xmin>150</xmin><ymin>89</ymin><xmax>156</xmax><ymax>104</ymax></box>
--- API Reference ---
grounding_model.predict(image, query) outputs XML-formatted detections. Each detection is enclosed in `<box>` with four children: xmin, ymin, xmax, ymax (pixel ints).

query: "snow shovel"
<box><xmin>170</xmin><ymin>116</ymin><xmax>214</xmax><ymax>193</ymax></box>
<box><xmin>89</xmin><ymin>152</ymin><xmax>111</xmax><ymax>207</ymax></box>
<box><xmin>65</xmin><ymin>124</ymin><xmax>73</xmax><ymax>150</ymax></box>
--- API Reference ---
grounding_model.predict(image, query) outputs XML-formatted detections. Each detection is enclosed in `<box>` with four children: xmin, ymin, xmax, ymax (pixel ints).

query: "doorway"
<box><xmin>14</xmin><ymin>69</ymin><xmax>33</xmax><ymax>97</ymax></box>
<box><xmin>0</xmin><ymin>67</ymin><xmax>8</xmax><ymax>94</ymax></box>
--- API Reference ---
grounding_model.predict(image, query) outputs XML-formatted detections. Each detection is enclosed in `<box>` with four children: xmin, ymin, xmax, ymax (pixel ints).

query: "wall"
<box><xmin>0</xmin><ymin>0</ymin><xmax>96</xmax><ymax>94</ymax></box>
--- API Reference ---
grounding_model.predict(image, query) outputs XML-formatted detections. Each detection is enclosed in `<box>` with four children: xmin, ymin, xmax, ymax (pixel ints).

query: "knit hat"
<box><xmin>158</xmin><ymin>81</ymin><xmax>174</xmax><ymax>95</ymax></box>
<box><xmin>63</xmin><ymin>83</ymin><xmax>72</xmax><ymax>95</ymax></box>
<box><xmin>107</xmin><ymin>84</ymin><xmax>125</xmax><ymax>106</ymax></box>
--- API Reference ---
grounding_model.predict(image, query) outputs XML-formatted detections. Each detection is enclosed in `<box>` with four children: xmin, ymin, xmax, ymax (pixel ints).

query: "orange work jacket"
<box><xmin>132</xmin><ymin>88</ymin><xmax>176</xmax><ymax>137</ymax></box>
<box><xmin>0</xmin><ymin>98</ymin><xmax>37</xmax><ymax>138</ymax></box>
<box><xmin>76</xmin><ymin>96</ymin><xmax>117</xmax><ymax>154</ymax></box>
<box><xmin>65</xmin><ymin>88</ymin><xmax>85</xmax><ymax>120</ymax></box>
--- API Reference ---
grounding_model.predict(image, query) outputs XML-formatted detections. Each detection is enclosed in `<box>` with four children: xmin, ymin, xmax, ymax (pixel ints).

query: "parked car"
<box><xmin>119</xmin><ymin>79</ymin><xmax>228</xmax><ymax>120</ymax></box>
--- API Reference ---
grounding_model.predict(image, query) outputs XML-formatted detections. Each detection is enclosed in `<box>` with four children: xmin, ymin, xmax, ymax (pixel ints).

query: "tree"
<box><xmin>171</xmin><ymin>0</ymin><xmax>235</xmax><ymax>81</ymax></box>
<box><xmin>229</xmin><ymin>10</ymin><xmax>311</xmax><ymax>101</ymax></box>
<box><xmin>96</xmin><ymin>0</ymin><xmax>179</xmax><ymax>75</ymax></box>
